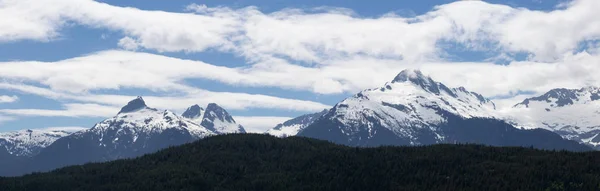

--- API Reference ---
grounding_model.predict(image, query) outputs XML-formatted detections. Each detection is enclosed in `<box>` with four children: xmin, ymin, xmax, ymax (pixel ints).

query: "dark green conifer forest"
<box><xmin>1</xmin><ymin>134</ymin><xmax>599</xmax><ymax>191</ymax></box>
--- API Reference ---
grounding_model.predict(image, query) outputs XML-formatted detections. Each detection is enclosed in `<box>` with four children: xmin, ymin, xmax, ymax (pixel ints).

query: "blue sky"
<box><xmin>1</xmin><ymin>0</ymin><xmax>598</xmax><ymax>132</ymax></box>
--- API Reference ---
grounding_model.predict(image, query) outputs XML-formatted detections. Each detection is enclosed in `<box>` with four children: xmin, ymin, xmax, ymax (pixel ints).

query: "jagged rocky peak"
<box><xmin>88</xmin><ymin>97</ymin><xmax>215</xmax><ymax>139</ymax></box>
<box><xmin>392</xmin><ymin>69</ymin><xmax>428</xmax><ymax>83</ymax></box>
<box><xmin>78</xmin><ymin>98</ymin><xmax>216</xmax><ymax>153</ymax></box>
<box><xmin>505</xmin><ymin>86</ymin><xmax>600</xmax><ymax>149</ymax></box>
<box><xmin>204</xmin><ymin>103</ymin><xmax>234</xmax><ymax>122</ymax></box>
<box><xmin>182</xmin><ymin>104</ymin><xmax>204</xmax><ymax>119</ymax></box>
<box><xmin>297</xmin><ymin>70</ymin><xmax>589</xmax><ymax>151</ymax></box>
<box><xmin>201</xmin><ymin>103</ymin><xmax>245</xmax><ymax>134</ymax></box>
<box><xmin>515</xmin><ymin>86</ymin><xmax>600</xmax><ymax>108</ymax></box>
<box><xmin>390</xmin><ymin>69</ymin><xmax>456</xmax><ymax>97</ymax></box>
<box><xmin>326</xmin><ymin>69</ymin><xmax>498</xmax><ymax>132</ymax></box>
<box><xmin>456</xmin><ymin>86</ymin><xmax>494</xmax><ymax>107</ymax></box>
<box><xmin>118</xmin><ymin>96</ymin><xmax>148</xmax><ymax>114</ymax></box>
<box><xmin>519</xmin><ymin>88</ymin><xmax>578</xmax><ymax>108</ymax></box>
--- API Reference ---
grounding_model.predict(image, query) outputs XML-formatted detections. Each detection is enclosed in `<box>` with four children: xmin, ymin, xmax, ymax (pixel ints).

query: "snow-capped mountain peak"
<box><xmin>0</xmin><ymin>129</ymin><xmax>74</xmax><ymax>157</ymax></box>
<box><xmin>304</xmin><ymin>69</ymin><xmax>497</xmax><ymax>145</ymax></box>
<box><xmin>11</xmin><ymin>98</ymin><xmax>221</xmax><ymax>175</ymax></box>
<box><xmin>372</xmin><ymin>69</ymin><xmax>495</xmax><ymax>118</ymax></box>
<box><xmin>506</xmin><ymin>86</ymin><xmax>600</xmax><ymax>149</ymax></box>
<box><xmin>118</xmin><ymin>96</ymin><xmax>147</xmax><ymax>114</ymax></box>
<box><xmin>391</xmin><ymin>69</ymin><xmax>458</xmax><ymax>98</ymax></box>
<box><xmin>392</xmin><ymin>69</ymin><xmax>432</xmax><ymax>85</ymax></box>
<box><xmin>182</xmin><ymin>104</ymin><xmax>204</xmax><ymax>119</ymax></box>
<box><xmin>455</xmin><ymin>86</ymin><xmax>496</xmax><ymax>109</ymax></box>
<box><xmin>515</xmin><ymin>86</ymin><xmax>600</xmax><ymax>108</ymax></box>
<box><xmin>201</xmin><ymin>103</ymin><xmax>245</xmax><ymax>134</ymax></box>
<box><xmin>297</xmin><ymin>69</ymin><xmax>589</xmax><ymax>151</ymax></box>
<box><xmin>1</xmin><ymin>98</ymin><xmax>249</xmax><ymax>176</ymax></box>
<box><xmin>74</xmin><ymin>97</ymin><xmax>214</xmax><ymax>146</ymax></box>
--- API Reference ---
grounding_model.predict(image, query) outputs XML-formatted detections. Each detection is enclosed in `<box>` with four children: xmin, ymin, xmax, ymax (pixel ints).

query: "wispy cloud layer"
<box><xmin>1</xmin><ymin>0</ymin><xmax>598</xmax><ymax>95</ymax></box>
<box><xmin>39</xmin><ymin>126</ymin><xmax>88</xmax><ymax>132</ymax></box>
<box><xmin>0</xmin><ymin>82</ymin><xmax>331</xmax><ymax>116</ymax></box>
<box><xmin>2</xmin><ymin>50</ymin><xmax>600</xmax><ymax>103</ymax></box>
<box><xmin>0</xmin><ymin>115</ymin><xmax>15</xmax><ymax>125</ymax></box>
<box><xmin>0</xmin><ymin>103</ymin><xmax>118</xmax><ymax>117</ymax></box>
<box><xmin>3</xmin><ymin>0</ymin><xmax>599</xmax><ymax>62</ymax></box>
<box><xmin>0</xmin><ymin>95</ymin><xmax>18</xmax><ymax>103</ymax></box>
<box><xmin>1</xmin><ymin>0</ymin><xmax>600</xmax><ymax>129</ymax></box>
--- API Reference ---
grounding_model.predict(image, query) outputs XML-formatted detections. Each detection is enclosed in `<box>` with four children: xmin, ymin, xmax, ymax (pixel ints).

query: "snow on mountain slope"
<box><xmin>297</xmin><ymin>70</ymin><xmax>589</xmax><ymax>151</ymax></box>
<box><xmin>14</xmin><ymin>97</ymin><xmax>219</xmax><ymax>175</ymax></box>
<box><xmin>297</xmin><ymin>69</ymin><xmax>498</xmax><ymax>145</ymax></box>
<box><xmin>198</xmin><ymin>103</ymin><xmax>245</xmax><ymax>134</ymax></box>
<box><xmin>0</xmin><ymin>129</ymin><xmax>73</xmax><ymax>157</ymax></box>
<box><xmin>505</xmin><ymin>87</ymin><xmax>600</xmax><ymax>148</ymax></box>
<box><xmin>267</xmin><ymin>109</ymin><xmax>328</xmax><ymax>137</ymax></box>
<box><xmin>325</xmin><ymin>69</ymin><xmax>497</xmax><ymax>141</ymax></box>
<box><xmin>182</xmin><ymin>104</ymin><xmax>204</xmax><ymax>122</ymax></box>
<box><xmin>79</xmin><ymin>97</ymin><xmax>215</xmax><ymax>144</ymax></box>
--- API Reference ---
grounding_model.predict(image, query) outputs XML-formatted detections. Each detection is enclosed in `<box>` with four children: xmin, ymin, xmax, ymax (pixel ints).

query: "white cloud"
<box><xmin>39</xmin><ymin>126</ymin><xmax>88</xmax><ymax>132</ymax></box>
<box><xmin>0</xmin><ymin>50</ymin><xmax>389</xmax><ymax>94</ymax></box>
<box><xmin>3</xmin><ymin>0</ymin><xmax>599</xmax><ymax>63</ymax></box>
<box><xmin>0</xmin><ymin>103</ymin><xmax>119</xmax><ymax>117</ymax></box>
<box><xmin>3</xmin><ymin>49</ymin><xmax>600</xmax><ymax>111</ymax></box>
<box><xmin>491</xmin><ymin>95</ymin><xmax>535</xmax><ymax>111</ymax></box>
<box><xmin>0</xmin><ymin>95</ymin><xmax>18</xmax><ymax>103</ymax></box>
<box><xmin>100</xmin><ymin>33</ymin><xmax>109</xmax><ymax>40</ymax></box>
<box><xmin>0</xmin><ymin>0</ymin><xmax>597</xmax><ymax>97</ymax></box>
<box><xmin>118</xmin><ymin>37</ymin><xmax>139</xmax><ymax>51</ymax></box>
<box><xmin>0</xmin><ymin>115</ymin><xmax>15</xmax><ymax>125</ymax></box>
<box><xmin>492</xmin><ymin>0</ymin><xmax>600</xmax><ymax>61</ymax></box>
<box><xmin>0</xmin><ymin>0</ymin><xmax>242</xmax><ymax>51</ymax></box>
<box><xmin>0</xmin><ymin>82</ymin><xmax>330</xmax><ymax>113</ymax></box>
<box><xmin>0</xmin><ymin>0</ymin><xmax>64</xmax><ymax>42</ymax></box>
<box><xmin>237</xmin><ymin>8</ymin><xmax>443</xmax><ymax>63</ymax></box>
<box><xmin>421</xmin><ymin>51</ymin><xmax>600</xmax><ymax>99</ymax></box>
<box><xmin>0</xmin><ymin>52</ymin><xmax>191</xmax><ymax>93</ymax></box>
<box><xmin>1</xmin><ymin>0</ymin><xmax>600</xmax><ymax>119</ymax></box>
<box><xmin>234</xmin><ymin>116</ymin><xmax>292</xmax><ymax>133</ymax></box>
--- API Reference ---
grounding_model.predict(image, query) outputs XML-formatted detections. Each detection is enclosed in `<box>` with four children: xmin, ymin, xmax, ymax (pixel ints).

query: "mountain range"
<box><xmin>0</xmin><ymin>97</ymin><xmax>244</xmax><ymax>176</ymax></box>
<box><xmin>1</xmin><ymin>69</ymin><xmax>598</xmax><ymax>176</ymax></box>
<box><xmin>0</xmin><ymin>129</ymin><xmax>73</xmax><ymax>157</ymax></box>
<box><xmin>291</xmin><ymin>70</ymin><xmax>587</xmax><ymax>150</ymax></box>
<box><xmin>507</xmin><ymin>87</ymin><xmax>600</xmax><ymax>149</ymax></box>
<box><xmin>268</xmin><ymin>70</ymin><xmax>600</xmax><ymax>150</ymax></box>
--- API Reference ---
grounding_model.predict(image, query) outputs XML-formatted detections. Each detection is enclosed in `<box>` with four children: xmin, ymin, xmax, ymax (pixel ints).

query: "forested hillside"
<box><xmin>1</xmin><ymin>134</ymin><xmax>600</xmax><ymax>191</ymax></box>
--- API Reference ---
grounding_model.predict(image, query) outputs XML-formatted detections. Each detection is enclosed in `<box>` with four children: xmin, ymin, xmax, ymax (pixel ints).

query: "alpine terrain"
<box><xmin>267</xmin><ymin>109</ymin><xmax>328</xmax><ymax>137</ymax></box>
<box><xmin>0</xmin><ymin>129</ymin><xmax>73</xmax><ymax>157</ymax></box>
<box><xmin>297</xmin><ymin>69</ymin><xmax>590</xmax><ymax>151</ymax></box>
<box><xmin>507</xmin><ymin>87</ymin><xmax>600</xmax><ymax>149</ymax></box>
<box><xmin>183</xmin><ymin>103</ymin><xmax>246</xmax><ymax>134</ymax></box>
<box><xmin>0</xmin><ymin>97</ymin><xmax>246</xmax><ymax>176</ymax></box>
